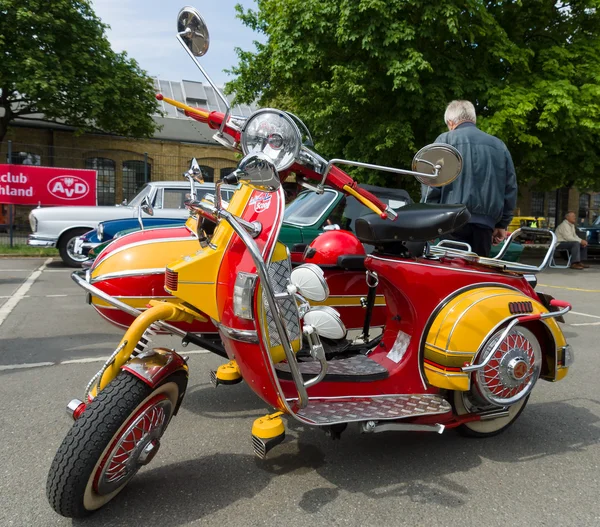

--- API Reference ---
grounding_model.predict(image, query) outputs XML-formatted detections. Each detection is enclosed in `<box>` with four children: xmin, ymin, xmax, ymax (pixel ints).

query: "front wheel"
<box><xmin>46</xmin><ymin>372</ymin><xmax>184</xmax><ymax>518</ymax></box>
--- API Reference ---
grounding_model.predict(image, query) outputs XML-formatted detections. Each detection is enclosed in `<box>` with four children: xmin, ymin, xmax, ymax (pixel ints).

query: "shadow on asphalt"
<box><xmin>71</xmin><ymin>394</ymin><xmax>600</xmax><ymax>525</ymax></box>
<box><xmin>0</xmin><ymin>333</ymin><xmax>123</xmax><ymax>365</ymax></box>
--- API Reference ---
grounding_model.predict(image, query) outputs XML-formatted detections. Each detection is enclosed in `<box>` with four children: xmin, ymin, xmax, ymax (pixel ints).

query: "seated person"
<box><xmin>555</xmin><ymin>211</ymin><xmax>589</xmax><ymax>269</ymax></box>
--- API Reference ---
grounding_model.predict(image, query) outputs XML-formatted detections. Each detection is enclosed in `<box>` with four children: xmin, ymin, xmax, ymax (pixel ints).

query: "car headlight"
<box><xmin>29</xmin><ymin>212</ymin><xmax>38</xmax><ymax>233</ymax></box>
<box><xmin>240</xmin><ymin>109</ymin><xmax>301</xmax><ymax>172</ymax></box>
<box><xmin>97</xmin><ymin>223</ymin><xmax>104</xmax><ymax>241</ymax></box>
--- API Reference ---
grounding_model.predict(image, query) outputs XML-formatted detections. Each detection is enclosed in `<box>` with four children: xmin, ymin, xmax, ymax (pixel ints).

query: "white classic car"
<box><xmin>28</xmin><ymin>181</ymin><xmax>234</xmax><ymax>266</ymax></box>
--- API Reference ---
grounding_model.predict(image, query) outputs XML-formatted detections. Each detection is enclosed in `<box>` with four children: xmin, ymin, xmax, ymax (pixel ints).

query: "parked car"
<box><xmin>74</xmin><ymin>182</ymin><xmax>236</xmax><ymax>259</ymax></box>
<box><xmin>28</xmin><ymin>181</ymin><xmax>234</xmax><ymax>267</ymax></box>
<box><xmin>581</xmin><ymin>216</ymin><xmax>600</xmax><ymax>258</ymax></box>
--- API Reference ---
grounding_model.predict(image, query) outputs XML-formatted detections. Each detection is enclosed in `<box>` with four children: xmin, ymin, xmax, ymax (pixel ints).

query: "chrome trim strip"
<box><xmin>94</xmin><ymin>236</ymin><xmax>196</xmax><ymax>268</ymax></box>
<box><xmin>371</xmin><ymin>255</ymin><xmax>509</xmax><ymax>277</ymax></box>
<box><xmin>425</xmin><ymin>342</ymin><xmax>477</xmax><ymax>356</ymax></box>
<box><xmin>91</xmin><ymin>268</ymin><xmax>166</xmax><ymax>283</ymax></box>
<box><xmin>216</xmin><ymin>323</ymin><xmax>259</xmax><ymax>343</ymax></box>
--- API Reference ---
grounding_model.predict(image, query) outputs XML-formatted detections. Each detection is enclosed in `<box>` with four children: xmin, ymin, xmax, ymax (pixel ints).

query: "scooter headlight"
<box><xmin>240</xmin><ymin>109</ymin><xmax>301</xmax><ymax>172</ymax></box>
<box><xmin>234</xmin><ymin>272</ymin><xmax>258</xmax><ymax>320</ymax></box>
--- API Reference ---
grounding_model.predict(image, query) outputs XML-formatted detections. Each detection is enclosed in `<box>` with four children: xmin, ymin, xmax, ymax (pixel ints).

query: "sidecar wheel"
<box><xmin>452</xmin><ymin>391</ymin><xmax>529</xmax><ymax>438</ymax></box>
<box><xmin>46</xmin><ymin>371</ymin><xmax>184</xmax><ymax>518</ymax></box>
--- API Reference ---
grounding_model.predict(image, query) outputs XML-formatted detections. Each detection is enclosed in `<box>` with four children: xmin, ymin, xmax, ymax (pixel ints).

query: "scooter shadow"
<box><xmin>73</xmin><ymin>453</ymin><xmax>275</xmax><ymax>527</ymax></box>
<box><xmin>74</xmin><ymin>399</ymin><xmax>599</xmax><ymax>525</ymax></box>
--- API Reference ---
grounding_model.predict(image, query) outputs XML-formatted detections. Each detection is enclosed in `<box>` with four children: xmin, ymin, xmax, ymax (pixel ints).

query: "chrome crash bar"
<box><xmin>221</xmin><ymin>209</ymin><xmax>325</xmax><ymax>410</ymax></box>
<box><xmin>462</xmin><ymin>299</ymin><xmax>572</xmax><ymax>373</ymax></box>
<box><xmin>72</xmin><ymin>270</ymin><xmax>187</xmax><ymax>338</ymax></box>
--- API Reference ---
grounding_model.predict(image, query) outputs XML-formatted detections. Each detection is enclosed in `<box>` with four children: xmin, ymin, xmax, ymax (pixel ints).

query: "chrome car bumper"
<box><xmin>27</xmin><ymin>235</ymin><xmax>57</xmax><ymax>248</ymax></box>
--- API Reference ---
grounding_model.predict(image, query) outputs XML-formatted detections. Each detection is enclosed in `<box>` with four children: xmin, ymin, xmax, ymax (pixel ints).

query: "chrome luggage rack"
<box><xmin>427</xmin><ymin>227</ymin><xmax>557</xmax><ymax>274</ymax></box>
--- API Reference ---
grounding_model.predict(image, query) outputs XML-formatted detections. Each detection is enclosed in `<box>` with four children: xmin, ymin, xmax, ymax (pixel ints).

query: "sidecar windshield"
<box><xmin>283</xmin><ymin>189</ymin><xmax>338</xmax><ymax>226</ymax></box>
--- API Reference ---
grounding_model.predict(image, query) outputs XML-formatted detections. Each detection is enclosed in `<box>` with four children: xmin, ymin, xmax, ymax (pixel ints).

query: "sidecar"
<box><xmin>80</xmin><ymin>184</ymin><xmax>410</xmax><ymax>335</ymax></box>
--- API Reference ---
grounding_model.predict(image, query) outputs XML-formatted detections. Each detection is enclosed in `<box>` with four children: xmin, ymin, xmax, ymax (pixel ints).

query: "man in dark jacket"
<box><xmin>422</xmin><ymin>100</ymin><xmax>518</xmax><ymax>256</ymax></box>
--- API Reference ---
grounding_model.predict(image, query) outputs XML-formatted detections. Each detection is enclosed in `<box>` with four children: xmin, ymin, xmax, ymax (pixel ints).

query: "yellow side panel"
<box><xmin>166</xmin><ymin>184</ymin><xmax>254</xmax><ymax>323</ymax></box>
<box><xmin>92</xmin><ymin>238</ymin><xmax>198</xmax><ymax>279</ymax></box>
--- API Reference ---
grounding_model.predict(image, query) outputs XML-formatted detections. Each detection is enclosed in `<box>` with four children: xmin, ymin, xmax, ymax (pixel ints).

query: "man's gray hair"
<box><xmin>444</xmin><ymin>100</ymin><xmax>477</xmax><ymax>126</ymax></box>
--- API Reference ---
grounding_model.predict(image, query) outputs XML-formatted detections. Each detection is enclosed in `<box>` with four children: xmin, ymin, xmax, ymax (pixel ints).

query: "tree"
<box><xmin>227</xmin><ymin>0</ymin><xmax>600</xmax><ymax>193</ymax></box>
<box><xmin>0</xmin><ymin>0</ymin><xmax>159</xmax><ymax>143</ymax></box>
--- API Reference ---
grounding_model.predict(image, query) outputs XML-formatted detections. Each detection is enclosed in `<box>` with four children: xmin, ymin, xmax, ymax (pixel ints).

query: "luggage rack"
<box><xmin>427</xmin><ymin>227</ymin><xmax>557</xmax><ymax>275</ymax></box>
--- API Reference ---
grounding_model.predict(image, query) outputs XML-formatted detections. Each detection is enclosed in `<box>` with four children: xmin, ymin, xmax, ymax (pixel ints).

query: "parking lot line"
<box><xmin>570</xmin><ymin>311</ymin><xmax>600</xmax><ymax>319</ymax></box>
<box><xmin>0</xmin><ymin>349</ymin><xmax>211</xmax><ymax>372</ymax></box>
<box><xmin>537</xmin><ymin>283</ymin><xmax>600</xmax><ymax>293</ymax></box>
<box><xmin>0</xmin><ymin>257</ymin><xmax>52</xmax><ymax>328</ymax></box>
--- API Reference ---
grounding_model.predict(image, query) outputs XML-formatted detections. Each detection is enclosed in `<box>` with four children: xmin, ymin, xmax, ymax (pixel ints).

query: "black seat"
<box><xmin>355</xmin><ymin>203</ymin><xmax>470</xmax><ymax>245</ymax></box>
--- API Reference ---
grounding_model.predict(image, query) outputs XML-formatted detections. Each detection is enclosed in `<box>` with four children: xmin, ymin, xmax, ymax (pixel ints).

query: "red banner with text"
<box><xmin>0</xmin><ymin>164</ymin><xmax>97</xmax><ymax>206</ymax></box>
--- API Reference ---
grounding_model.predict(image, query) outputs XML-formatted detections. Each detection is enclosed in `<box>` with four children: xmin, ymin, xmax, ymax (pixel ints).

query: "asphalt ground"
<box><xmin>0</xmin><ymin>257</ymin><xmax>599</xmax><ymax>526</ymax></box>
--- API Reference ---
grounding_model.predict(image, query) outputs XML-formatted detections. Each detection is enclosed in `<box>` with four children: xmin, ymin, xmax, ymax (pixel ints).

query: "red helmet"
<box><xmin>303</xmin><ymin>230</ymin><xmax>365</xmax><ymax>266</ymax></box>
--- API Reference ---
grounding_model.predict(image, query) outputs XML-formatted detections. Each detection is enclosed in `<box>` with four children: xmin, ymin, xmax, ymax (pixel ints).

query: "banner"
<box><xmin>0</xmin><ymin>164</ymin><xmax>97</xmax><ymax>206</ymax></box>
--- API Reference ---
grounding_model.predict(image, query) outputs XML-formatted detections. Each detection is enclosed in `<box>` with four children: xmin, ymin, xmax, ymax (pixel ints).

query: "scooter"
<box><xmin>46</xmin><ymin>6</ymin><xmax>573</xmax><ymax>518</ymax></box>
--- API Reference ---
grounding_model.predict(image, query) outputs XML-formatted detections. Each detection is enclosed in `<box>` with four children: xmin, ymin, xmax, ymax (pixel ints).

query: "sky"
<box><xmin>91</xmin><ymin>0</ymin><xmax>262</xmax><ymax>86</ymax></box>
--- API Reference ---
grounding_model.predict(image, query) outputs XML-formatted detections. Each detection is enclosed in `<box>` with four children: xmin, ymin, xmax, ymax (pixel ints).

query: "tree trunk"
<box><xmin>0</xmin><ymin>102</ymin><xmax>12</xmax><ymax>144</ymax></box>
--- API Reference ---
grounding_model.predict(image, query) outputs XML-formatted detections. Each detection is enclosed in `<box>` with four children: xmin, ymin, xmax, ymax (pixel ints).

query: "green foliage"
<box><xmin>227</xmin><ymin>0</ymin><xmax>600</xmax><ymax>194</ymax></box>
<box><xmin>0</xmin><ymin>0</ymin><xmax>159</xmax><ymax>142</ymax></box>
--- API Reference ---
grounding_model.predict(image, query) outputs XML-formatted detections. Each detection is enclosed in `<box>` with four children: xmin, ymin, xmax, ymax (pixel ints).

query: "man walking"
<box><xmin>555</xmin><ymin>211</ymin><xmax>589</xmax><ymax>269</ymax></box>
<box><xmin>423</xmin><ymin>100</ymin><xmax>518</xmax><ymax>256</ymax></box>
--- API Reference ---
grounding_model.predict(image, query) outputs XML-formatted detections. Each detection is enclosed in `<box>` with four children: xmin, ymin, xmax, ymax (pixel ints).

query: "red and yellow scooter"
<box><xmin>46</xmin><ymin>7</ymin><xmax>573</xmax><ymax>518</ymax></box>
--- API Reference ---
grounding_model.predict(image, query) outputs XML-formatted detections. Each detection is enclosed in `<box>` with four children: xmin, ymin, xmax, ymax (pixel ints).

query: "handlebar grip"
<box><xmin>223</xmin><ymin>172</ymin><xmax>239</xmax><ymax>185</ymax></box>
<box><xmin>156</xmin><ymin>93</ymin><xmax>210</xmax><ymax>121</ymax></box>
<box><xmin>550</xmin><ymin>299</ymin><xmax>572</xmax><ymax>309</ymax></box>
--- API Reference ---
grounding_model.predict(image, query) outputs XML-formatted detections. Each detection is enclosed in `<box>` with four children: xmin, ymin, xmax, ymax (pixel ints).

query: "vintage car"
<box><xmin>28</xmin><ymin>181</ymin><xmax>232</xmax><ymax>267</ymax></box>
<box><xmin>74</xmin><ymin>185</ymin><xmax>235</xmax><ymax>259</ymax></box>
<box><xmin>581</xmin><ymin>216</ymin><xmax>600</xmax><ymax>258</ymax></box>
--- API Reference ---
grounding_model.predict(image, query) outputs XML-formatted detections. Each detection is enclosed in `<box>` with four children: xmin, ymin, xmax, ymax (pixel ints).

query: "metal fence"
<box><xmin>0</xmin><ymin>140</ymin><xmax>238</xmax><ymax>247</ymax></box>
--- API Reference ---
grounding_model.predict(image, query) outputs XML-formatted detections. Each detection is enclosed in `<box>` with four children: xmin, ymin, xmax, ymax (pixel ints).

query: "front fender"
<box><xmin>423</xmin><ymin>285</ymin><xmax>568</xmax><ymax>391</ymax></box>
<box><xmin>122</xmin><ymin>347</ymin><xmax>189</xmax><ymax>414</ymax></box>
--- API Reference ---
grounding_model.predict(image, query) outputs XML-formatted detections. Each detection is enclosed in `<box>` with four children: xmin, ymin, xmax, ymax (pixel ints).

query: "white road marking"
<box><xmin>571</xmin><ymin>321</ymin><xmax>600</xmax><ymax>327</ymax></box>
<box><xmin>0</xmin><ymin>258</ymin><xmax>52</xmax><ymax>328</ymax></box>
<box><xmin>0</xmin><ymin>349</ymin><xmax>211</xmax><ymax>372</ymax></box>
<box><xmin>570</xmin><ymin>311</ymin><xmax>600</xmax><ymax>319</ymax></box>
<box><xmin>0</xmin><ymin>294</ymin><xmax>79</xmax><ymax>299</ymax></box>
<box><xmin>0</xmin><ymin>362</ymin><xmax>54</xmax><ymax>371</ymax></box>
<box><xmin>46</xmin><ymin>294</ymin><xmax>68</xmax><ymax>298</ymax></box>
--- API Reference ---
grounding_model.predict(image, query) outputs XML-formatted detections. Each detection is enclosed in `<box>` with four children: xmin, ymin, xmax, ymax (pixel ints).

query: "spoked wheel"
<box><xmin>452</xmin><ymin>325</ymin><xmax>541</xmax><ymax>438</ymax></box>
<box><xmin>46</xmin><ymin>372</ymin><xmax>185</xmax><ymax>518</ymax></box>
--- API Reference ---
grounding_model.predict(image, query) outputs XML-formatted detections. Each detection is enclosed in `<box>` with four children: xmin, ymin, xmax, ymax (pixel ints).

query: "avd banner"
<box><xmin>0</xmin><ymin>164</ymin><xmax>97</xmax><ymax>206</ymax></box>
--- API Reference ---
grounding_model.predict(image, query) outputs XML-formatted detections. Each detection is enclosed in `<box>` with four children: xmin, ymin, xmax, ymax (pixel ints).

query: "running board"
<box><xmin>291</xmin><ymin>394</ymin><xmax>452</xmax><ymax>426</ymax></box>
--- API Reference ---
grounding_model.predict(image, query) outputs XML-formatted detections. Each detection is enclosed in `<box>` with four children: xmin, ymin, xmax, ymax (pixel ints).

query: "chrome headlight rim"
<box><xmin>240</xmin><ymin>108</ymin><xmax>302</xmax><ymax>172</ymax></box>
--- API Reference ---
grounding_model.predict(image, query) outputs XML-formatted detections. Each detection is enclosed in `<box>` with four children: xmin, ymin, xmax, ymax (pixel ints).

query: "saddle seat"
<box><xmin>355</xmin><ymin>203</ymin><xmax>470</xmax><ymax>246</ymax></box>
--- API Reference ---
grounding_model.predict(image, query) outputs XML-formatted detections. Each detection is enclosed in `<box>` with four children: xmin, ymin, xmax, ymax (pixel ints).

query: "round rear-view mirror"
<box><xmin>177</xmin><ymin>6</ymin><xmax>210</xmax><ymax>57</ymax></box>
<box><xmin>412</xmin><ymin>143</ymin><xmax>463</xmax><ymax>187</ymax></box>
<box><xmin>290</xmin><ymin>264</ymin><xmax>329</xmax><ymax>302</ymax></box>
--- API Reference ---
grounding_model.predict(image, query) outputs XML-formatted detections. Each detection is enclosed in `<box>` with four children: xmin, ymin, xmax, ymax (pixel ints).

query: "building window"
<box><xmin>10</xmin><ymin>152</ymin><xmax>41</xmax><ymax>165</ymax></box>
<box><xmin>531</xmin><ymin>191</ymin><xmax>545</xmax><ymax>217</ymax></box>
<box><xmin>220</xmin><ymin>167</ymin><xmax>236</xmax><ymax>179</ymax></box>
<box><xmin>123</xmin><ymin>160</ymin><xmax>151</xmax><ymax>204</ymax></box>
<box><xmin>86</xmin><ymin>157</ymin><xmax>115</xmax><ymax>206</ymax></box>
<box><xmin>591</xmin><ymin>194</ymin><xmax>600</xmax><ymax>222</ymax></box>
<box><xmin>578</xmin><ymin>193</ymin><xmax>590</xmax><ymax>223</ymax></box>
<box><xmin>199</xmin><ymin>165</ymin><xmax>214</xmax><ymax>182</ymax></box>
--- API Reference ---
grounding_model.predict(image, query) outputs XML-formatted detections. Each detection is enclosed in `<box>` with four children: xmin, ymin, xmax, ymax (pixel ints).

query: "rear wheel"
<box><xmin>453</xmin><ymin>391</ymin><xmax>529</xmax><ymax>437</ymax></box>
<box><xmin>58</xmin><ymin>228</ymin><xmax>90</xmax><ymax>267</ymax></box>
<box><xmin>453</xmin><ymin>325</ymin><xmax>541</xmax><ymax>438</ymax></box>
<box><xmin>46</xmin><ymin>372</ymin><xmax>183</xmax><ymax>518</ymax></box>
